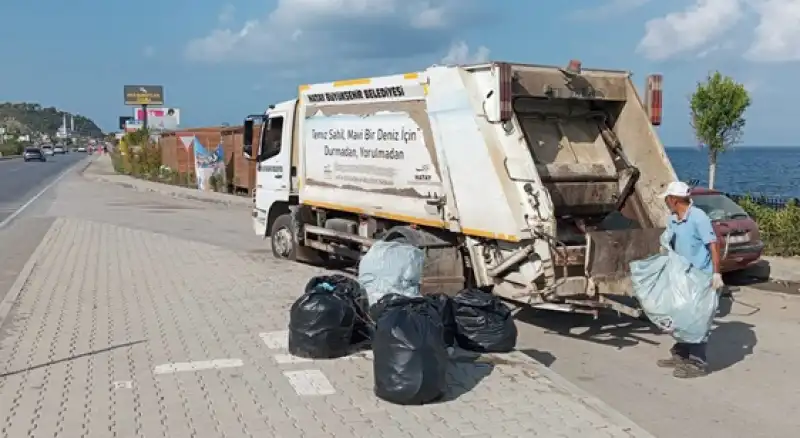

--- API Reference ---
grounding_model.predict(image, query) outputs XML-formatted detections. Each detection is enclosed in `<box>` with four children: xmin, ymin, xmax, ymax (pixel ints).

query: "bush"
<box><xmin>112</xmin><ymin>130</ymin><xmax>162</xmax><ymax>180</ymax></box>
<box><xmin>0</xmin><ymin>141</ymin><xmax>24</xmax><ymax>156</ymax></box>
<box><xmin>737</xmin><ymin>196</ymin><xmax>800</xmax><ymax>256</ymax></box>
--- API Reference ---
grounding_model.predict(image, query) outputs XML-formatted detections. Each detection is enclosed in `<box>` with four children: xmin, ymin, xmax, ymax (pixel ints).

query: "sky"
<box><xmin>1</xmin><ymin>0</ymin><xmax>799</xmax><ymax>146</ymax></box>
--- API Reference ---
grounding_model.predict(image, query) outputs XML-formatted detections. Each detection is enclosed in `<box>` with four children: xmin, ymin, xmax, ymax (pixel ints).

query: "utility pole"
<box><xmin>142</xmin><ymin>104</ymin><xmax>148</xmax><ymax>130</ymax></box>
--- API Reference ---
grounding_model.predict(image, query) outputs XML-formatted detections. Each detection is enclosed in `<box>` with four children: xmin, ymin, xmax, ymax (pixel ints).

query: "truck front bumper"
<box><xmin>253</xmin><ymin>209</ymin><xmax>267</xmax><ymax>237</ymax></box>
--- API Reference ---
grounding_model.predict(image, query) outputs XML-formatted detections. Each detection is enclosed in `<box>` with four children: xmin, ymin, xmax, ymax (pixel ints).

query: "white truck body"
<box><xmin>246</xmin><ymin>61</ymin><xmax>675</xmax><ymax>316</ymax></box>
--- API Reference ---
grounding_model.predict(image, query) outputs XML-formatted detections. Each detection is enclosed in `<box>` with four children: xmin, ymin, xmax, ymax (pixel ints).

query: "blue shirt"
<box><xmin>667</xmin><ymin>205</ymin><xmax>717</xmax><ymax>273</ymax></box>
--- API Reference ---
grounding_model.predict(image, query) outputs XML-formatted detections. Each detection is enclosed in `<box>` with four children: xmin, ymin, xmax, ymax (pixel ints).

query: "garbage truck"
<box><xmin>242</xmin><ymin>60</ymin><xmax>675</xmax><ymax>318</ymax></box>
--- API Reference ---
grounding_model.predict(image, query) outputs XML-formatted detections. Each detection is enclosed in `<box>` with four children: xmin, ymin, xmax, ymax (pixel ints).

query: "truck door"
<box><xmin>255</xmin><ymin>113</ymin><xmax>291</xmax><ymax>231</ymax></box>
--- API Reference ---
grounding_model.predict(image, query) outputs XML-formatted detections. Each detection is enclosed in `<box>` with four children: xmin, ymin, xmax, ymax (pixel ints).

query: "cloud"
<box><xmin>746</xmin><ymin>0</ymin><xmax>800</xmax><ymax>62</ymax></box>
<box><xmin>569</xmin><ymin>0</ymin><xmax>651</xmax><ymax>21</ymax></box>
<box><xmin>440</xmin><ymin>41</ymin><xmax>490</xmax><ymax>64</ymax></box>
<box><xmin>636</xmin><ymin>0</ymin><xmax>744</xmax><ymax>60</ymax></box>
<box><xmin>185</xmin><ymin>0</ymin><xmax>482</xmax><ymax>69</ymax></box>
<box><xmin>218</xmin><ymin>4</ymin><xmax>235</xmax><ymax>25</ymax></box>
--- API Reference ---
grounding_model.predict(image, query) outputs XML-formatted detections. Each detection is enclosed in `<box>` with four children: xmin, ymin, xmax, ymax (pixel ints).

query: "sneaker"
<box><xmin>673</xmin><ymin>361</ymin><xmax>709</xmax><ymax>378</ymax></box>
<box><xmin>656</xmin><ymin>355</ymin><xmax>687</xmax><ymax>368</ymax></box>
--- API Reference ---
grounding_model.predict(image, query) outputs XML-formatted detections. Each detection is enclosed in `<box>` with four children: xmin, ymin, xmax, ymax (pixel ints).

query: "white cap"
<box><xmin>661</xmin><ymin>181</ymin><xmax>691</xmax><ymax>198</ymax></box>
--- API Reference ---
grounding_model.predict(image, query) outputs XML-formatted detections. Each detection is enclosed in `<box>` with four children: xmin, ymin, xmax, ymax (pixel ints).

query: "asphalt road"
<box><xmin>0</xmin><ymin>152</ymin><xmax>87</xmax><ymax>224</ymax></box>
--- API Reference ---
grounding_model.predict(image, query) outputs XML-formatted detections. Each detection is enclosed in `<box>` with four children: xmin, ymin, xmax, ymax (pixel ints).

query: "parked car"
<box><xmin>23</xmin><ymin>147</ymin><xmax>46</xmax><ymax>162</ymax></box>
<box><xmin>689</xmin><ymin>188</ymin><xmax>764</xmax><ymax>273</ymax></box>
<box><xmin>76</xmin><ymin>145</ymin><xmax>87</xmax><ymax>152</ymax></box>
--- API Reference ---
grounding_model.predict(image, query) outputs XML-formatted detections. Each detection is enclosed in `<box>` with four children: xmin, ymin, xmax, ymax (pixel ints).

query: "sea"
<box><xmin>666</xmin><ymin>146</ymin><xmax>800</xmax><ymax>199</ymax></box>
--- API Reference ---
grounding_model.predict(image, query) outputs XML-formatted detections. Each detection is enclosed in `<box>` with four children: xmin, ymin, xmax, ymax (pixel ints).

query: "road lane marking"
<box><xmin>0</xmin><ymin>158</ymin><xmax>88</xmax><ymax>229</ymax></box>
<box><xmin>153</xmin><ymin>359</ymin><xmax>243</xmax><ymax>374</ymax></box>
<box><xmin>283</xmin><ymin>370</ymin><xmax>336</xmax><ymax>395</ymax></box>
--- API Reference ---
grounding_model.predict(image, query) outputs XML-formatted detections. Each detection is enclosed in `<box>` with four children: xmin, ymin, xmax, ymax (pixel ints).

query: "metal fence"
<box><xmin>686</xmin><ymin>179</ymin><xmax>796</xmax><ymax>209</ymax></box>
<box><xmin>726</xmin><ymin>193</ymin><xmax>798</xmax><ymax>209</ymax></box>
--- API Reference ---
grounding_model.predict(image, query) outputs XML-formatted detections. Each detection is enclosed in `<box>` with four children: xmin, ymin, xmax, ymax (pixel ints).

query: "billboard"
<box><xmin>124</xmin><ymin>120</ymin><xmax>143</xmax><ymax>132</ymax></box>
<box><xmin>119</xmin><ymin>116</ymin><xmax>133</xmax><ymax>130</ymax></box>
<box><xmin>123</xmin><ymin>85</ymin><xmax>164</xmax><ymax>106</ymax></box>
<box><xmin>133</xmin><ymin>107</ymin><xmax>180</xmax><ymax>131</ymax></box>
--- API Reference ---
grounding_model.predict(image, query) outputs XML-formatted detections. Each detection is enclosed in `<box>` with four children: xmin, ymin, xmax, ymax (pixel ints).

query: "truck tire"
<box><xmin>270</xmin><ymin>213</ymin><xmax>326</xmax><ymax>264</ymax></box>
<box><xmin>270</xmin><ymin>214</ymin><xmax>297</xmax><ymax>260</ymax></box>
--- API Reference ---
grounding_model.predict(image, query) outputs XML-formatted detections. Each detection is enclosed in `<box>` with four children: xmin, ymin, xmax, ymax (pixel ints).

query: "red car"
<box><xmin>689</xmin><ymin>188</ymin><xmax>764</xmax><ymax>273</ymax></box>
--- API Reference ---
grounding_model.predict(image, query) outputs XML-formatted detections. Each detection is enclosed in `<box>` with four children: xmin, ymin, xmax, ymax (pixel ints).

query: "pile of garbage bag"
<box><xmin>630</xmin><ymin>248</ymin><xmax>718</xmax><ymax>344</ymax></box>
<box><xmin>287</xmin><ymin>241</ymin><xmax>519</xmax><ymax>405</ymax></box>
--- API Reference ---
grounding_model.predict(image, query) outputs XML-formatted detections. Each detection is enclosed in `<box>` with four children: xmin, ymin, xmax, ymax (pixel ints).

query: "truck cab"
<box><xmin>244</xmin><ymin>101</ymin><xmax>298</xmax><ymax>239</ymax></box>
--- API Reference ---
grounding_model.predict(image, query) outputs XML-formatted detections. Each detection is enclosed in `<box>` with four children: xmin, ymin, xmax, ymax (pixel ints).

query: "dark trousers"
<box><xmin>671</xmin><ymin>342</ymin><xmax>707</xmax><ymax>365</ymax></box>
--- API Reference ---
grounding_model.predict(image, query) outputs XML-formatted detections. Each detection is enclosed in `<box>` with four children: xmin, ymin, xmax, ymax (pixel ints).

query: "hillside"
<box><xmin>0</xmin><ymin>102</ymin><xmax>104</xmax><ymax>138</ymax></box>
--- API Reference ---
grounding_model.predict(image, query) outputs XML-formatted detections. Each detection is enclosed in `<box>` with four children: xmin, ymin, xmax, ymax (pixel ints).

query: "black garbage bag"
<box><xmin>304</xmin><ymin>275</ymin><xmax>371</xmax><ymax>344</ymax></box>
<box><xmin>373</xmin><ymin>295</ymin><xmax>448</xmax><ymax>405</ymax></box>
<box><xmin>288</xmin><ymin>275</ymin><xmax>369</xmax><ymax>359</ymax></box>
<box><xmin>428</xmin><ymin>294</ymin><xmax>457</xmax><ymax>347</ymax></box>
<box><xmin>452</xmin><ymin>288</ymin><xmax>517</xmax><ymax>353</ymax></box>
<box><xmin>371</xmin><ymin>293</ymin><xmax>456</xmax><ymax>348</ymax></box>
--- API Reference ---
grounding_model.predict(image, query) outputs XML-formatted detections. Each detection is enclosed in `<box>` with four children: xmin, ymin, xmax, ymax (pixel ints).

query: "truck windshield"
<box><xmin>691</xmin><ymin>194</ymin><xmax>749</xmax><ymax>221</ymax></box>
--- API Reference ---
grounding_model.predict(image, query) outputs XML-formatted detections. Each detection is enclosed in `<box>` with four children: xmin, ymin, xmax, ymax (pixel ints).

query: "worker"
<box><xmin>656</xmin><ymin>181</ymin><xmax>724</xmax><ymax>378</ymax></box>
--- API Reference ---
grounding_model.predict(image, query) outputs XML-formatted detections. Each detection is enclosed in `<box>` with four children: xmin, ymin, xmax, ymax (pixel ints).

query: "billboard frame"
<box><xmin>123</xmin><ymin>85</ymin><xmax>164</xmax><ymax>106</ymax></box>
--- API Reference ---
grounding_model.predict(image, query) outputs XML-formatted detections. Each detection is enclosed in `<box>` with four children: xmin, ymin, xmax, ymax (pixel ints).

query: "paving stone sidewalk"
<box><xmin>0</xmin><ymin>217</ymin><xmax>654</xmax><ymax>437</ymax></box>
<box><xmin>82</xmin><ymin>155</ymin><xmax>251</xmax><ymax>207</ymax></box>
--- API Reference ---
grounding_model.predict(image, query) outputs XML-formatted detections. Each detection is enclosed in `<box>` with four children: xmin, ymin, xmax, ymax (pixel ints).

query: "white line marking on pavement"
<box><xmin>273</xmin><ymin>354</ymin><xmax>313</xmax><ymax>364</ymax></box>
<box><xmin>272</xmin><ymin>351</ymin><xmax>373</xmax><ymax>364</ymax></box>
<box><xmin>0</xmin><ymin>158</ymin><xmax>87</xmax><ymax>229</ymax></box>
<box><xmin>259</xmin><ymin>330</ymin><xmax>288</xmax><ymax>349</ymax></box>
<box><xmin>113</xmin><ymin>381</ymin><xmax>133</xmax><ymax>389</ymax></box>
<box><xmin>153</xmin><ymin>359</ymin><xmax>244</xmax><ymax>375</ymax></box>
<box><xmin>283</xmin><ymin>370</ymin><xmax>336</xmax><ymax>396</ymax></box>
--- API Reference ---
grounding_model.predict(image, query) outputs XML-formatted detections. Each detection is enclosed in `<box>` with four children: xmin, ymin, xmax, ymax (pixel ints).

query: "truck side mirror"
<box><xmin>243</xmin><ymin>119</ymin><xmax>254</xmax><ymax>158</ymax></box>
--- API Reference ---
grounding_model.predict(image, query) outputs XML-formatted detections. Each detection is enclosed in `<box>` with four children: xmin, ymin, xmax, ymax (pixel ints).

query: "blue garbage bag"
<box><xmin>630</xmin><ymin>247</ymin><xmax>719</xmax><ymax>344</ymax></box>
<box><xmin>358</xmin><ymin>240</ymin><xmax>423</xmax><ymax>307</ymax></box>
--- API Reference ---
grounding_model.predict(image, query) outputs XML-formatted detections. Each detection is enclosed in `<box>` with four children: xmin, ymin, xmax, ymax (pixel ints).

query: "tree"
<box><xmin>690</xmin><ymin>71</ymin><xmax>751</xmax><ymax>189</ymax></box>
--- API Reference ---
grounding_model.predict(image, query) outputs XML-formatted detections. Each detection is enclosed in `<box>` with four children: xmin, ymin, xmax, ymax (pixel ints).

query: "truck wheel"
<box><xmin>270</xmin><ymin>213</ymin><xmax>326</xmax><ymax>264</ymax></box>
<box><xmin>270</xmin><ymin>214</ymin><xmax>297</xmax><ymax>260</ymax></box>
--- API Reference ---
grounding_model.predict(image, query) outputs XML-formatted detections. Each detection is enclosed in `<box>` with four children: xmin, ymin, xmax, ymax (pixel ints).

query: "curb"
<box><xmin>77</xmin><ymin>156</ymin><xmax>96</xmax><ymax>175</ymax></box>
<box><xmin>497</xmin><ymin>350</ymin><xmax>657</xmax><ymax>437</ymax></box>
<box><xmin>0</xmin><ymin>155</ymin><xmax>21</xmax><ymax>161</ymax></box>
<box><xmin>0</xmin><ymin>219</ymin><xmax>62</xmax><ymax>330</ymax></box>
<box><xmin>84</xmin><ymin>172</ymin><xmax>251</xmax><ymax>207</ymax></box>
